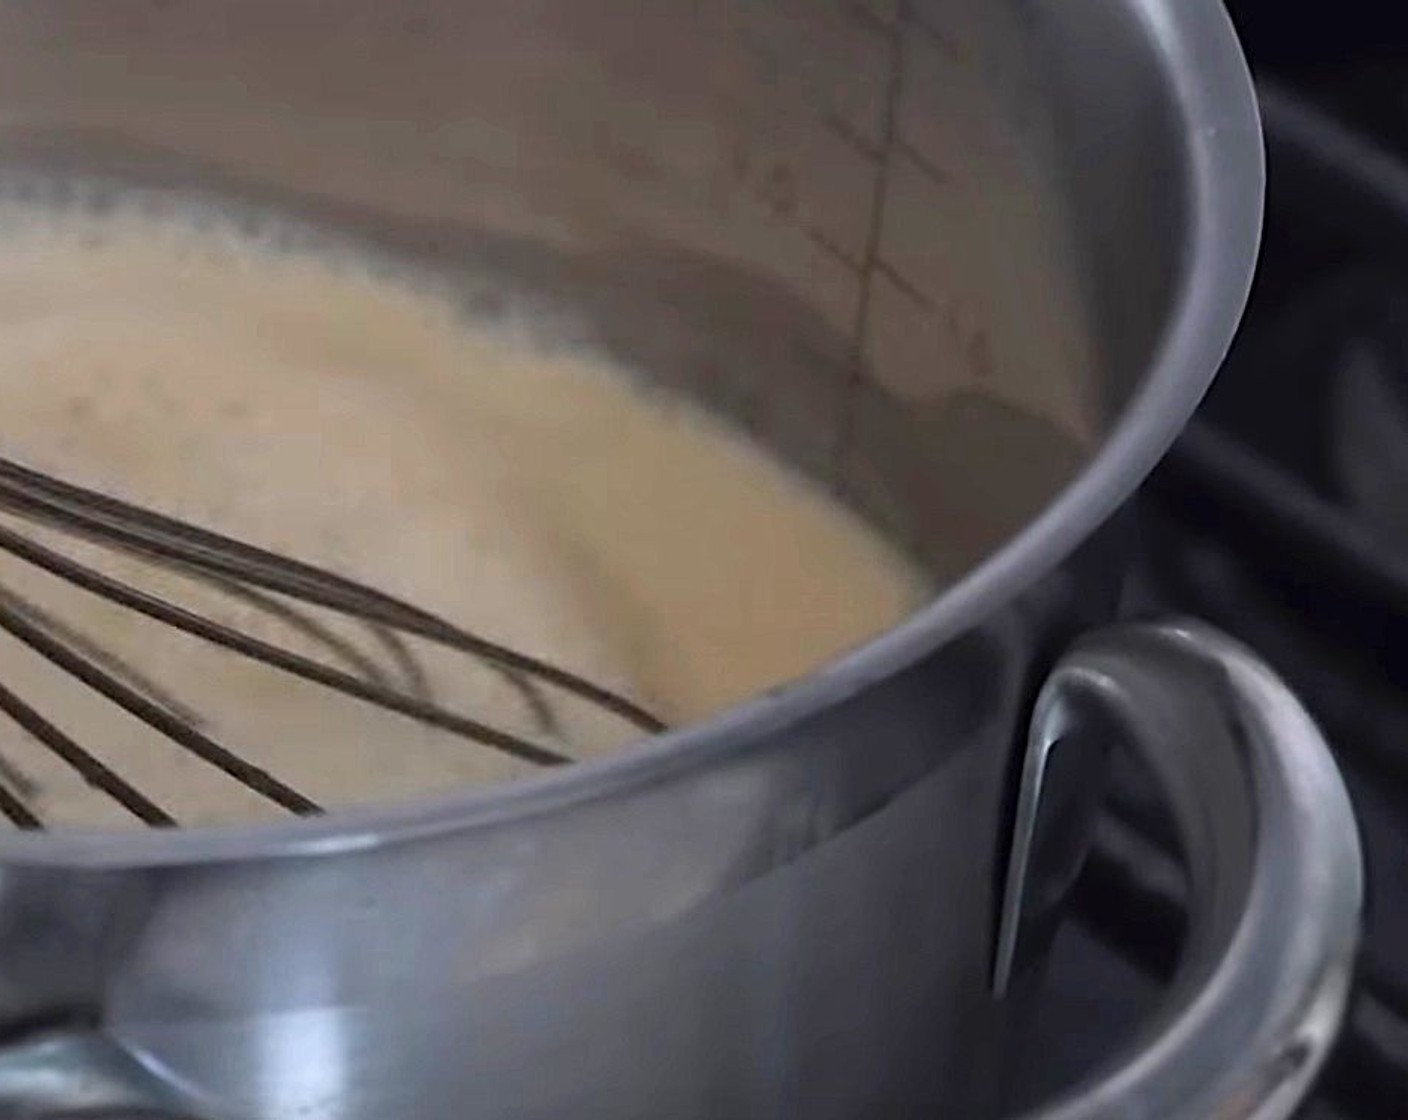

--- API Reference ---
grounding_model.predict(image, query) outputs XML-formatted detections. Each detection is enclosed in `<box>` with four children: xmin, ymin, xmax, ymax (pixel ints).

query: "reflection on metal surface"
<box><xmin>993</xmin><ymin>698</ymin><xmax>1109</xmax><ymax>997</ymax></box>
<box><xmin>1013</xmin><ymin>623</ymin><xmax>1361</xmax><ymax>1120</ymax></box>
<box><xmin>0</xmin><ymin>1028</ymin><xmax>188</xmax><ymax>1116</ymax></box>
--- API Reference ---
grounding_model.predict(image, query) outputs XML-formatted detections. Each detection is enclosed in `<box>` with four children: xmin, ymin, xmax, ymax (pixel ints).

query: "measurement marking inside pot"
<box><xmin>807</xmin><ymin>226</ymin><xmax>932</xmax><ymax>312</ymax></box>
<box><xmin>805</xmin><ymin>226</ymin><xmax>864</xmax><ymax>272</ymax></box>
<box><xmin>872</xmin><ymin>258</ymin><xmax>935</xmax><ymax>310</ymax></box>
<box><xmin>823</xmin><ymin>111</ymin><xmax>885</xmax><ymax>163</ymax></box>
<box><xmin>732</xmin><ymin>5</ymin><xmax>954</xmax><ymax>346</ymax></box>
<box><xmin>895</xmin><ymin>138</ymin><xmax>949</xmax><ymax>185</ymax></box>
<box><xmin>823</xmin><ymin>110</ymin><xmax>954</xmax><ymax>200</ymax></box>
<box><xmin>832</xmin><ymin>0</ymin><xmax>908</xmax><ymax>479</ymax></box>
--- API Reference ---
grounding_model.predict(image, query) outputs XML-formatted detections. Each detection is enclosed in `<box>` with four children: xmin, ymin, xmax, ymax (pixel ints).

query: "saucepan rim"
<box><xmin>0</xmin><ymin>0</ymin><xmax>1263</xmax><ymax>866</ymax></box>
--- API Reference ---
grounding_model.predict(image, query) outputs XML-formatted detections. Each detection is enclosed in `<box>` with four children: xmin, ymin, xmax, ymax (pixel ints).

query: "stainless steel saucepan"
<box><xmin>0</xmin><ymin>2</ymin><xmax>1361</xmax><ymax>1117</ymax></box>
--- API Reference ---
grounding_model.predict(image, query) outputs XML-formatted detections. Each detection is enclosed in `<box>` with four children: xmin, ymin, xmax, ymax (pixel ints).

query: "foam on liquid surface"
<box><xmin>0</xmin><ymin>197</ymin><xmax>928</xmax><ymax>827</ymax></box>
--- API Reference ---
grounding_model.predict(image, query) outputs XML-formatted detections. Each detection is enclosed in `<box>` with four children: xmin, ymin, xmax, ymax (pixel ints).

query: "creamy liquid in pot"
<box><xmin>0</xmin><ymin>199</ymin><xmax>928</xmax><ymax>828</ymax></box>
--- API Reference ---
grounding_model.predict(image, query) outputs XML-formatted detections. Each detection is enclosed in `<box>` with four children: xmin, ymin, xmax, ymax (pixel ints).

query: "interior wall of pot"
<box><xmin>0</xmin><ymin>0</ymin><xmax>1189</xmax><ymax>585</ymax></box>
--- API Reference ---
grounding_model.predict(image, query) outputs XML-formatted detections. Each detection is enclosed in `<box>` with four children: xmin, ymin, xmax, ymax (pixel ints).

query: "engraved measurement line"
<box><xmin>822</xmin><ymin>111</ymin><xmax>884</xmax><ymax>163</ymax></box>
<box><xmin>805</xmin><ymin>226</ymin><xmax>935</xmax><ymax>312</ymax></box>
<box><xmin>833</xmin><ymin>0</ymin><xmax>909</xmax><ymax>475</ymax></box>
<box><xmin>895</xmin><ymin>137</ymin><xmax>949</xmax><ymax>185</ymax></box>
<box><xmin>872</xmin><ymin>259</ymin><xmax>935</xmax><ymax>310</ymax></box>
<box><xmin>823</xmin><ymin>105</ymin><xmax>952</xmax><ymax>197</ymax></box>
<box><xmin>723</xmin><ymin>12</ymin><xmax>953</xmax><ymax>349</ymax></box>
<box><xmin>730</xmin><ymin>18</ymin><xmax>953</xmax><ymax>201</ymax></box>
<box><xmin>804</xmin><ymin>226</ymin><xmax>863</xmax><ymax>272</ymax></box>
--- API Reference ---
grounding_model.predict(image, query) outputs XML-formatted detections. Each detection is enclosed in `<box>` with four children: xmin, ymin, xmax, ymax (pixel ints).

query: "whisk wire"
<box><xmin>0</xmin><ymin>522</ymin><xmax>571</xmax><ymax>766</ymax></box>
<box><xmin>0</xmin><ymin>770</ymin><xmax>39</xmax><ymax>829</ymax></box>
<box><xmin>0</xmin><ymin>589</ymin><xmax>321</xmax><ymax>814</ymax></box>
<box><xmin>0</xmin><ymin>674</ymin><xmax>173</xmax><ymax>826</ymax></box>
<box><xmin>0</xmin><ymin>453</ymin><xmax>663</xmax><ymax>827</ymax></box>
<box><xmin>0</xmin><ymin>456</ymin><xmax>663</xmax><ymax>732</ymax></box>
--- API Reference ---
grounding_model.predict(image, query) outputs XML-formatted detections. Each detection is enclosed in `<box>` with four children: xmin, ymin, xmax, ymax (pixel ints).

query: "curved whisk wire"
<box><xmin>0</xmin><ymin>455</ymin><xmax>664</xmax><ymax>827</ymax></box>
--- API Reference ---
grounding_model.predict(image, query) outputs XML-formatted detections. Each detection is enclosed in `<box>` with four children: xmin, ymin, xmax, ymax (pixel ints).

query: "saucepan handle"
<box><xmin>998</xmin><ymin>620</ymin><xmax>1362</xmax><ymax>1120</ymax></box>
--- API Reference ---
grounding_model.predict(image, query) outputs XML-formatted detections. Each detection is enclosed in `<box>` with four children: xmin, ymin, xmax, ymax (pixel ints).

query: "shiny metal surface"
<box><xmin>1007</xmin><ymin>622</ymin><xmax>1362</xmax><ymax>1120</ymax></box>
<box><xmin>0</xmin><ymin>620</ymin><xmax>1362</xmax><ymax>1120</ymax></box>
<box><xmin>0</xmin><ymin>615</ymin><xmax>1055</xmax><ymax>1118</ymax></box>
<box><xmin>0</xmin><ymin>1030</ymin><xmax>188</xmax><ymax>1116</ymax></box>
<box><xmin>0</xmin><ymin>1</ymin><xmax>1328</xmax><ymax>1117</ymax></box>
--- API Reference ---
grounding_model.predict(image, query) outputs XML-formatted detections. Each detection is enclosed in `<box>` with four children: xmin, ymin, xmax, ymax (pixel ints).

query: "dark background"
<box><xmin>1226</xmin><ymin>1</ymin><xmax>1405</xmax><ymax>56</ymax></box>
<box><xmin>1228</xmin><ymin>2</ymin><xmax>1408</xmax><ymax>150</ymax></box>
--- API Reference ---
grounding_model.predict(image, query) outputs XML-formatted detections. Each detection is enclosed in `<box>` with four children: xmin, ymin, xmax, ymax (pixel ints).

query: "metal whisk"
<box><xmin>0</xmin><ymin>455</ymin><xmax>665</xmax><ymax>829</ymax></box>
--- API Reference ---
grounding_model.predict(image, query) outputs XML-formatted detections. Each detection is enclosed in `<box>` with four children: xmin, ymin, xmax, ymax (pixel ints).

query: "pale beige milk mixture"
<box><xmin>0</xmin><ymin>204</ymin><xmax>928</xmax><ymax>827</ymax></box>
